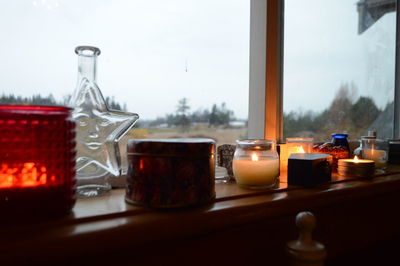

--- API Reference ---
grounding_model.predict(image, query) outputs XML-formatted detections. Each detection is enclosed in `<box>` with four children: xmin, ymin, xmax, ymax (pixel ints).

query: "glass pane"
<box><xmin>0</xmin><ymin>0</ymin><xmax>250</xmax><ymax>147</ymax></box>
<box><xmin>283</xmin><ymin>0</ymin><xmax>396</xmax><ymax>141</ymax></box>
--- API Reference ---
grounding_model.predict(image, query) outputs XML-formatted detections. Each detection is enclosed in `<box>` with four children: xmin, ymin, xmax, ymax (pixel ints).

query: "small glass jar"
<box><xmin>286</xmin><ymin>137</ymin><xmax>314</xmax><ymax>155</ymax></box>
<box><xmin>216</xmin><ymin>144</ymin><xmax>236</xmax><ymax>182</ymax></box>
<box><xmin>331</xmin><ymin>133</ymin><xmax>350</xmax><ymax>152</ymax></box>
<box><xmin>361</xmin><ymin>138</ymin><xmax>388</xmax><ymax>169</ymax></box>
<box><xmin>354</xmin><ymin>136</ymin><xmax>375</xmax><ymax>157</ymax></box>
<box><xmin>232</xmin><ymin>139</ymin><xmax>279</xmax><ymax>189</ymax></box>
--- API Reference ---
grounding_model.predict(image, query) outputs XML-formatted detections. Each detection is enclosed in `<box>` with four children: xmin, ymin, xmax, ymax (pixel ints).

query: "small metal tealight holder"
<box><xmin>338</xmin><ymin>156</ymin><xmax>375</xmax><ymax>179</ymax></box>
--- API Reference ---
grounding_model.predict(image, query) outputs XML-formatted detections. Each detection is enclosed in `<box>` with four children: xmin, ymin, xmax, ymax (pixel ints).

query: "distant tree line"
<box><xmin>0</xmin><ymin>94</ymin><xmax>237</xmax><ymax>132</ymax></box>
<box><xmin>0</xmin><ymin>94</ymin><xmax>58</xmax><ymax>105</ymax></box>
<box><xmin>0</xmin><ymin>93</ymin><xmax>127</xmax><ymax>111</ymax></box>
<box><xmin>147</xmin><ymin>98</ymin><xmax>237</xmax><ymax>132</ymax></box>
<box><xmin>284</xmin><ymin>82</ymin><xmax>385</xmax><ymax>140</ymax></box>
<box><xmin>5</xmin><ymin>86</ymin><xmax>384</xmax><ymax>141</ymax></box>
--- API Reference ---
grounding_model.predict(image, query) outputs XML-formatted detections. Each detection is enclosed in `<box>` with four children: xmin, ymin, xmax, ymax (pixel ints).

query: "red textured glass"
<box><xmin>0</xmin><ymin>105</ymin><xmax>76</xmax><ymax>222</ymax></box>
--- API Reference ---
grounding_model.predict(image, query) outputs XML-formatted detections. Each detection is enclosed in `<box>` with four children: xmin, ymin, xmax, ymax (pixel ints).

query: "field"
<box><xmin>125</xmin><ymin>125</ymin><xmax>247</xmax><ymax>147</ymax></box>
<box><xmin>117</xmin><ymin>125</ymin><xmax>246</xmax><ymax>170</ymax></box>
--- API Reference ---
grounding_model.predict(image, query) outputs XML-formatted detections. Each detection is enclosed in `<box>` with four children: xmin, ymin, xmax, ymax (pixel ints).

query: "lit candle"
<box><xmin>0</xmin><ymin>162</ymin><xmax>57</xmax><ymax>188</ymax></box>
<box><xmin>0</xmin><ymin>105</ymin><xmax>76</xmax><ymax>221</ymax></box>
<box><xmin>233</xmin><ymin>153</ymin><xmax>279</xmax><ymax>188</ymax></box>
<box><xmin>362</xmin><ymin>149</ymin><xmax>387</xmax><ymax>169</ymax></box>
<box><xmin>281</xmin><ymin>145</ymin><xmax>306</xmax><ymax>171</ymax></box>
<box><xmin>288</xmin><ymin>145</ymin><xmax>305</xmax><ymax>155</ymax></box>
<box><xmin>338</xmin><ymin>156</ymin><xmax>375</xmax><ymax>178</ymax></box>
<box><xmin>286</xmin><ymin>138</ymin><xmax>313</xmax><ymax>154</ymax></box>
<box><xmin>282</xmin><ymin>138</ymin><xmax>313</xmax><ymax>172</ymax></box>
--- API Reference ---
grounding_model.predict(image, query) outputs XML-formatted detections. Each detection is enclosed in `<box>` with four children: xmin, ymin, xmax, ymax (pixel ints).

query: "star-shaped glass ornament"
<box><xmin>70</xmin><ymin>46</ymin><xmax>139</xmax><ymax>197</ymax></box>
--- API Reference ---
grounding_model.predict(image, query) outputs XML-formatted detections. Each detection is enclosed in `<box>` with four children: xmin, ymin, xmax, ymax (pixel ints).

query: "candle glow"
<box><xmin>0</xmin><ymin>163</ymin><xmax>56</xmax><ymax>188</ymax></box>
<box><xmin>233</xmin><ymin>157</ymin><xmax>279</xmax><ymax>187</ymax></box>
<box><xmin>338</xmin><ymin>156</ymin><xmax>375</xmax><ymax>179</ymax></box>
<box><xmin>299</xmin><ymin>146</ymin><xmax>305</xmax><ymax>153</ymax></box>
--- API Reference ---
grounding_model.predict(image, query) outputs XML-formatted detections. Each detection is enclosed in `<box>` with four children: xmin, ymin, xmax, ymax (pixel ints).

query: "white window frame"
<box><xmin>248</xmin><ymin>0</ymin><xmax>283</xmax><ymax>141</ymax></box>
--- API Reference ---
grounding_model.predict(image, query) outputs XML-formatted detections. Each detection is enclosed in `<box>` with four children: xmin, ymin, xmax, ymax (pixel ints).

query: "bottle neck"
<box><xmin>77</xmin><ymin>55</ymin><xmax>97</xmax><ymax>83</ymax></box>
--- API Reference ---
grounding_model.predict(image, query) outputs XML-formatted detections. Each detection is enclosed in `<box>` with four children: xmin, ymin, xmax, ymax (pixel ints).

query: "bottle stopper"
<box><xmin>367</xmin><ymin>130</ymin><xmax>377</xmax><ymax>138</ymax></box>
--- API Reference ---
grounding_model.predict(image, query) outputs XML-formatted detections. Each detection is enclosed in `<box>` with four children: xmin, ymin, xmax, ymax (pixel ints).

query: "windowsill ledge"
<box><xmin>2</xmin><ymin>166</ymin><xmax>400</xmax><ymax>264</ymax></box>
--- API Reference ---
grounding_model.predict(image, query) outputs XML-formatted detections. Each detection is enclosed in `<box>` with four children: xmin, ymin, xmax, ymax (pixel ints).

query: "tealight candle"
<box><xmin>338</xmin><ymin>156</ymin><xmax>375</xmax><ymax>179</ymax></box>
<box><xmin>232</xmin><ymin>139</ymin><xmax>279</xmax><ymax>189</ymax></box>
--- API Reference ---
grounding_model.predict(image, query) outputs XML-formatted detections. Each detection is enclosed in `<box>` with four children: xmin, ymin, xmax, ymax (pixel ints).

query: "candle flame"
<box><xmin>251</xmin><ymin>153</ymin><xmax>259</xmax><ymax>161</ymax></box>
<box><xmin>299</xmin><ymin>146</ymin><xmax>305</xmax><ymax>153</ymax></box>
<box><xmin>0</xmin><ymin>163</ymin><xmax>56</xmax><ymax>188</ymax></box>
<box><xmin>354</xmin><ymin>155</ymin><xmax>359</xmax><ymax>163</ymax></box>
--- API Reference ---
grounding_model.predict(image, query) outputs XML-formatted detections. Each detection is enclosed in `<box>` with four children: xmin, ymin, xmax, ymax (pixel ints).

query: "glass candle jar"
<box><xmin>361</xmin><ymin>138</ymin><xmax>388</xmax><ymax>169</ymax></box>
<box><xmin>0</xmin><ymin>105</ymin><xmax>76</xmax><ymax>223</ymax></box>
<box><xmin>282</xmin><ymin>138</ymin><xmax>314</xmax><ymax>172</ymax></box>
<box><xmin>232</xmin><ymin>139</ymin><xmax>279</xmax><ymax>189</ymax></box>
<box><xmin>286</xmin><ymin>137</ymin><xmax>314</xmax><ymax>154</ymax></box>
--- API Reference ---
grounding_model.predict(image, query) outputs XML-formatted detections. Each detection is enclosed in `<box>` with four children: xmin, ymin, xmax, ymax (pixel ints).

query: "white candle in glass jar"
<box><xmin>362</xmin><ymin>149</ymin><xmax>387</xmax><ymax>168</ymax></box>
<box><xmin>233</xmin><ymin>153</ymin><xmax>279</xmax><ymax>188</ymax></box>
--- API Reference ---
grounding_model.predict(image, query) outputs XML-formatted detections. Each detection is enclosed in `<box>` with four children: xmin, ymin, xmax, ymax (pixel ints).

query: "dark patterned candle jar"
<box><xmin>126</xmin><ymin>138</ymin><xmax>215</xmax><ymax>208</ymax></box>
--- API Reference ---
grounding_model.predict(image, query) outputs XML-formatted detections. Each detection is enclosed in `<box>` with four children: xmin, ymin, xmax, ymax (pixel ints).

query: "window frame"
<box><xmin>249</xmin><ymin>0</ymin><xmax>400</xmax><ymax>141</ymax></box>
<box><xmin>394</xmin><ymin>1</ymin><xmax>400</xmax><ymax>138</ymax></box>
<box><xmin>248</xmin><ymin>0</ymin><xmax>284</xmax><ymax>142</ymax></box>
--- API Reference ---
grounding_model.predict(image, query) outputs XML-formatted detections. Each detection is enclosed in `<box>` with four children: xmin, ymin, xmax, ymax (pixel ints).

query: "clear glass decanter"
<box><xmin>70</xmin><ymin>46</ymin><xmax>139</xmax><ymax>197</ymax></box>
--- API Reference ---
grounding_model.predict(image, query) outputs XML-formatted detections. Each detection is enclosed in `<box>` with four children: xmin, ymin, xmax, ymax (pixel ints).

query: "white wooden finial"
<box><xmin>286</xmin><ymin>211</ymin><xmax>327</xmax><ymax>266</ymax></box>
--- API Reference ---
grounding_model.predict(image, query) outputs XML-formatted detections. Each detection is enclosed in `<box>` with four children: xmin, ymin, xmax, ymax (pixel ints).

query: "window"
<box><xmin>283</xmin><ymin>0</ymin><xmax>397</xmax><ymax>141</ymax></box>
<box><xmin>0</xmin><ymin>0</ymin><xmax>250</xmax><ymax>146</ymax></box>
<box><xmin>248</xmin><ymin>0</ymin><xmax>399</xmax><ymax>142</ymax></box>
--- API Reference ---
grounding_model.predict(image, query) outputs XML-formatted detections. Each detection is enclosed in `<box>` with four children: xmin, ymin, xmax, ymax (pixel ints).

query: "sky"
<box><xmin>0</xmin><ymin>0</ymin><xmax>250</xmax><ymax>120</ymax></box>
<box><xmin>0</xmin><ymin>0</ymin><xmax>396</xmax><ymax>120</ymax></box>
<box><xmin>284</xmin><ymin>0</ymin><xmax>396</xmax><ymax>113</ymax></box>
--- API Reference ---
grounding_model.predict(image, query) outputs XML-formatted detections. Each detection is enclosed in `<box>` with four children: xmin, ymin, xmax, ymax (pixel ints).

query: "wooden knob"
<box><xmin>296</xmin><ymin>211</ymin><xmax>316</xmax><ymax>246</ymax></box>
<box><xmin>286</xmin><ymin>212</ymin><xmax>327</xmax><ymax>265</ymax></box>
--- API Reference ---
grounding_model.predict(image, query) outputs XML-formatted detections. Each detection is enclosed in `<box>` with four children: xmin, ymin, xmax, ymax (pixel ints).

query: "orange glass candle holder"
<box><xmin>0</xmin><ymin>105</ymin><xmax>76</xmax><ymax>223</ymax></box>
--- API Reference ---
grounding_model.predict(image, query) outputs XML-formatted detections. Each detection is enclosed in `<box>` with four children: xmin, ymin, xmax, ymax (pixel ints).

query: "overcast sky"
<box><xmin>284</xmin><ymin>0</ymin><xmax>396</xmax><ymax>113</ymax></box>
<box><xmin>0</xmin><ymin>0</ymin><xmax>396</xmax><ymax>120</ymax></box>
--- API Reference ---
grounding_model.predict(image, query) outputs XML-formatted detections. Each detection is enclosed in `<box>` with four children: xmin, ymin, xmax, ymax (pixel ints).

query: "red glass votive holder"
<box><xmin>0</xmin><ymin>105</ymin><xmax>76</xmax><ymax>222</ymax></box>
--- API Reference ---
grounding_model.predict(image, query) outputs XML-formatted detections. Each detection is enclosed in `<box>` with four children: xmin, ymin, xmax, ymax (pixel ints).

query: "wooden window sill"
<box><xmin>2</xmin><ymin>166</ymin><xmax>400</xmax><ymax>265</ymax></box>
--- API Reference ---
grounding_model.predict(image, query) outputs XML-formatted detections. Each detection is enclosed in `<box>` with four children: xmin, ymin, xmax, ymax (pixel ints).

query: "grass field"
<box><xmin>118</xmin><ymin>125</ymin><xmax>247</xmax><ymax>170</ymax></box>
<box><xmin>126</xmin><ymin>125</ymin><xmax>247</xmax><ymax>146</ymax></box>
